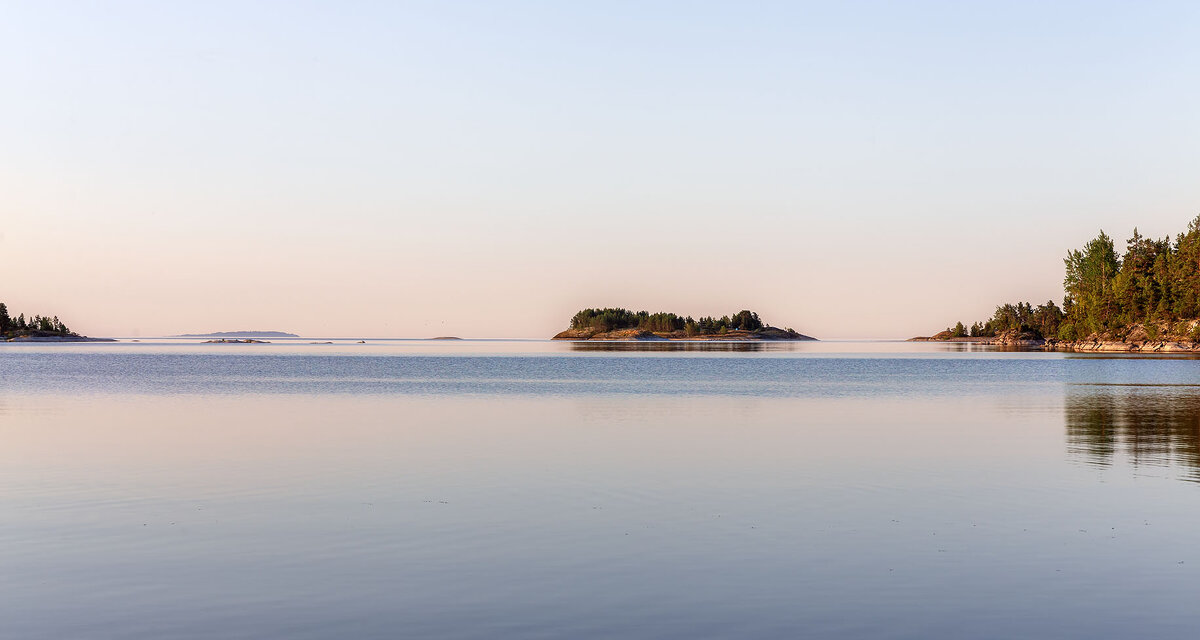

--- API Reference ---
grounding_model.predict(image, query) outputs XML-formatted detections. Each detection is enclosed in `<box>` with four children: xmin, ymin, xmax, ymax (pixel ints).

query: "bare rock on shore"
<box><xmin>1047</xmin><ymin>321</ymin><xmax>1200</xmax><ymax>352</ymax></box>
<box><xmin>1048</xmin><ymin>338</ymin><xmax>1200</xmax><ymax>352</ymax></box>
<box><xmin>5</xmin><ymin>335</ymin><xmax>115</xmax><ymax>342</ymax></box>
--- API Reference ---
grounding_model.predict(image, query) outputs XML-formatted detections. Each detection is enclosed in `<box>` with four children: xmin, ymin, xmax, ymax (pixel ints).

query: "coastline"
<box><xmin>4</xmin><ymin>335</ymin><xmax>116</xmax><ymax>342</ymax></box>
<box><xmin>909</xmin><ymin>335</ymin><xmax>1200</xmax><ymax>352</ymax></box>
<box><xmin>1047</xmin><ymin>339</ymin><xmax>1200</xmax><ymax>352</ymax></box>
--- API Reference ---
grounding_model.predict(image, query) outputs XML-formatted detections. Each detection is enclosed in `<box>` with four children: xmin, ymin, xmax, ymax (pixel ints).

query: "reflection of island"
<box><xmin>569</xmin><ymin>341</ymin><xmax>772</xmax><ymax>352</ymax></box>
<box><xmin>1066</xmin><ymin>385</ymin><xmax>1200</xmax><ymax>480</ymax></box>
<box><xmin>553</xmin><ymin>308</ymin><xmax>814</xmax><ymax>341</ymax></box>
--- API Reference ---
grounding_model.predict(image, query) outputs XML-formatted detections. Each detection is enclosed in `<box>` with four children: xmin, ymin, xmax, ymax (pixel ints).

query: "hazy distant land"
<box><xmin>176</xmin><ymin>331</ymin><xmax>300</xmax><ymax>338</ymax></box>
<box><xmin>554</xmin><ymin>308</ymin><xmax>815</xmax><ymax>341</ymax></box>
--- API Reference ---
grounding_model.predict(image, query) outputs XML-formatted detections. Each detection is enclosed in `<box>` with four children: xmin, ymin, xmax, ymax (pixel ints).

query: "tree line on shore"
<box><xmin>0</xmin><ymin>302</ymin><xmax>76</xmax><ymax>337</ymax></box>
<box><xmin>569</xmin><ymin>308</ymin><xmax>788</xmax><ymax>336</ymax></box>
<box><xmin>943</xmin><ymin>215</ymin><xmax>1200</xmax><ymax>341</ymax></box>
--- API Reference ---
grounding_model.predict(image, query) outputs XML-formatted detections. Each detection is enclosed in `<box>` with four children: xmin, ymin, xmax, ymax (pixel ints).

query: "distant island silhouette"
<box><xmin>554</xmin><ymin>308</ymin><xmax>814</xmax><ymax>341</ymax></box>
<box><xmin>176</xmin><ymin>331</ymin><xmax>300</xmax><ymax>338</ymax></box>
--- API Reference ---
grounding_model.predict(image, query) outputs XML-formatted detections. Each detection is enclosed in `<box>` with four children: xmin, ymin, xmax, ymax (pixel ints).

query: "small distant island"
<box><xmin>0</xmin><ymin>302</ymin><xmax>110</xmax><ymax>342</ymax></box>
<box><xmin>553</xmin><ymin>308</ymin><xmax>814</xmax><ymax>341</ymax></box>
<box><xmin>914</xmin><ymin>216</ymin><xmax>1200</xmax><ymax>352</ymax></box>
<box><xmin>176</xmin><ymin>331</ymin><xmax>300</xmax><ymax>338</ymax></box>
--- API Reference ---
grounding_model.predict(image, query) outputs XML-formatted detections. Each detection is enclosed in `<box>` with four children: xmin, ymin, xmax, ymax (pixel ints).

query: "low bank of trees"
<box><xmin>949</xmin><ymin>300</ymin><xmax>1065</xmax><ymax>339</ymax></box>
<box><xmin>569</xmin><ymin>308</ymin><xmax>766</xmax><ymax>335</ymax></box>
<box><xmin>946</xmin><ymin>215</ymin><xmax>1200</xmax><ymax>340</ymax></box>
<box><xmin>0</xmin><ymin>302</ymin><xmax>76</xmax><ymax>337</ymax></box>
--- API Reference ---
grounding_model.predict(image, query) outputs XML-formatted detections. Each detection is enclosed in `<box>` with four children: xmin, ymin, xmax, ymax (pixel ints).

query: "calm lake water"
<box><xmin>4</xmin><ymin>339</ymin><xmax>1200</xmax><ymax>639</ymax></box>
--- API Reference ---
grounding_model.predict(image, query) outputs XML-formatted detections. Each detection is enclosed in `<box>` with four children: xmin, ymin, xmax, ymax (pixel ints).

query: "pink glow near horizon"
<box><xmin>3</xmin><ymin>2</ymin><xmax>1198</xmax><ymax>338</ymax></box>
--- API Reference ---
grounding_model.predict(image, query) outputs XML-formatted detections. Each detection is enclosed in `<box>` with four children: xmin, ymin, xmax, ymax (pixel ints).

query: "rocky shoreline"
<box><xmin>909</xmin><ymin>331</ymin><xmax>1200</xmax><ymax>352</ymax></box>
<box><xmin>1046</xmin><ymin>339</ymin><xmax>1200</xmax><ymax>352</ymax></box>
<box><xmin>4</xmin><ymin>336</ymin><xmax>115</xmax><ymax>342</ymax></box>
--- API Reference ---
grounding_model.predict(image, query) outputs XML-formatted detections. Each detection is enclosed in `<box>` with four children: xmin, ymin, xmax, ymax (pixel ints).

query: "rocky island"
<box><xmin>914</xmin><ymin>217</ymin><xmax>1200</xmax><ymax>352</ymax></box>
<box><xmin>553</xmin><ymin>308</ymin><xmax>814</xmax><ymax>341</ymax></box>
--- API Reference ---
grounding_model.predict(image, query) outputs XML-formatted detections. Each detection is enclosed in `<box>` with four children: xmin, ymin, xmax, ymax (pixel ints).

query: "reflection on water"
<box><xmin>9</xmin><ymin>343</ymin><xmax>1200</xmax><ymax>638</ymax></box>
<box><xmin>567</xmin><ymin>341</ymin><xmax>771</xmax><ymax>352</ymax></box>
<box><xmin>1066</xmin><ymin>384</ymin><xmax>1200</xmax><ymax>481</ymax></box>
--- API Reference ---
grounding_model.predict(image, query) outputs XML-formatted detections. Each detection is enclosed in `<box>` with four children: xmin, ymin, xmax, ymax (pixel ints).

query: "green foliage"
<box><xmin>570</xmin><ymin>308</ymin><xmax>686</xmax><ymax>332</ymax></box>
<box><xmin>956</xmin><ymin>215</ymin><xmax>1200</xmax><ymax>342</ymax></box>
<box><xmin>0</xmin><ymin>303</ymin><xmax>76</xmax><ymax>337</ymax></box>
<box><xmin>968</xmin><ymin>300</ymin><xmax>1065</xmax><ymax>339</ymax></box>
<box><xmin>1058</xmin><ymin>216</ymin><xmax>1200</xmax><ymax>338</ymax></box>
<box><xmin>569</xmin><ymin>307</ymin><xmax>775</xmax><ymax>335</ymax></box>
<box><xmin>730</xmin><ymin>310</ymin><xmax>763</xmax><ymax>331</ymax></box>
<box><xmin>1064</xmin><ymin>230</ymin><xmax>1121</xmax><ymax>335</ymax></box>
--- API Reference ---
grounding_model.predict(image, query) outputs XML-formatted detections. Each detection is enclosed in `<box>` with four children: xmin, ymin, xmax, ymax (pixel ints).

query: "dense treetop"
<box><xmin>942</xmin><ymin>215</ymin><xmax>1200</xmax><ymax>341</ymax></box>
<box><xmin>0</xmin><ymin>302</ymin><xmax>77</xmax><ymax>338</ymax></box>
<box><xmin>569</xmin><ymin>308</ymin><xmax>796</xmax><ymax>336</ymax></box>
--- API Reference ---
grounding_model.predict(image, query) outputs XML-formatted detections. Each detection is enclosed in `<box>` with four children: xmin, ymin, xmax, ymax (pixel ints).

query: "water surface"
<box><xmin>3</xmin><ymin>340</ymin><xmax>1200</xmax><ymax>638</ymax></box>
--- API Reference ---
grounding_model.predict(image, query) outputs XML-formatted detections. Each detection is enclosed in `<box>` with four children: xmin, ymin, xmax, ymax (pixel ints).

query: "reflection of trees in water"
<box><xmin>1066</xmin><ymin>385</ymin><xmax>1200</xmax><ymax>480</ymax></box>
<box><xmin>568</xmin><ymin>342</ymin><xmax>773</xmax><ymax>353</ymax></box>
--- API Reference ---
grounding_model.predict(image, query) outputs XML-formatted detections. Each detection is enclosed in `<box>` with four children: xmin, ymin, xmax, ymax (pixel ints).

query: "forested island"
<box><xmin>553</xmin><ymin>308</ymin><xmax>814</xmax><ymax>341</ymax></box>
<box><xmin>915</xmin><ymin>215</ymin><xmax>1200</xmax><ymax>351</ymax></box>
<box><xmin>0</xmin><ymin>302</ymin><xmax>104</xmax><ymax>341</ymax></box>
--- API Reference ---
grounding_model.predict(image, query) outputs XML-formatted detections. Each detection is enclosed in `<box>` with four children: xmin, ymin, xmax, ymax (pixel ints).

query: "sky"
<box><xmin>2</xmin><ymin>1</ymin><xmax>1198</xmax><ymax>338</ymax></box>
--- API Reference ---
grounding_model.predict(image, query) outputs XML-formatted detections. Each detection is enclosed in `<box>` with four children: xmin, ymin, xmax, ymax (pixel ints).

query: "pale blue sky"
<box><xmin>2</xmin><ymin>1</ymin><xmax>1198</xmax><ymax>337</ymax></box>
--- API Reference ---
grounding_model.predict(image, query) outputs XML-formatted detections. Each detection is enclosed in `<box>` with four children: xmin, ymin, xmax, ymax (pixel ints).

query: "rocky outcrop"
<box><xmin>1047</xmin><ymin>338</ymin><xmax>1200</xmax><ymax>352</ymax></box>
<box><xmin>5</xmin><ymin>335</ymin><xmax>115</xmax><ymax>342</ymax></box>
<box><xmin>1048</xmin><ymin>321</ymin><xmax>1200</xmax><ymax>352</ymax></box>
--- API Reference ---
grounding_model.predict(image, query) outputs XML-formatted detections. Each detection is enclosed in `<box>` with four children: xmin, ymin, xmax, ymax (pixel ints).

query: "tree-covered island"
<box><xmin>915</xmin><ymin>215</ymin><xmax>1200</xmax><ymax>351</ymax></box>
<box><xmin>553</xmin><ymin>308</ymin><xmax>815</xmax><ymax>341</ymax></box>
<box><xmin>0</xmin><ymin>302</ymin><xmax>99</xmax><ymax>341</ymax></box>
